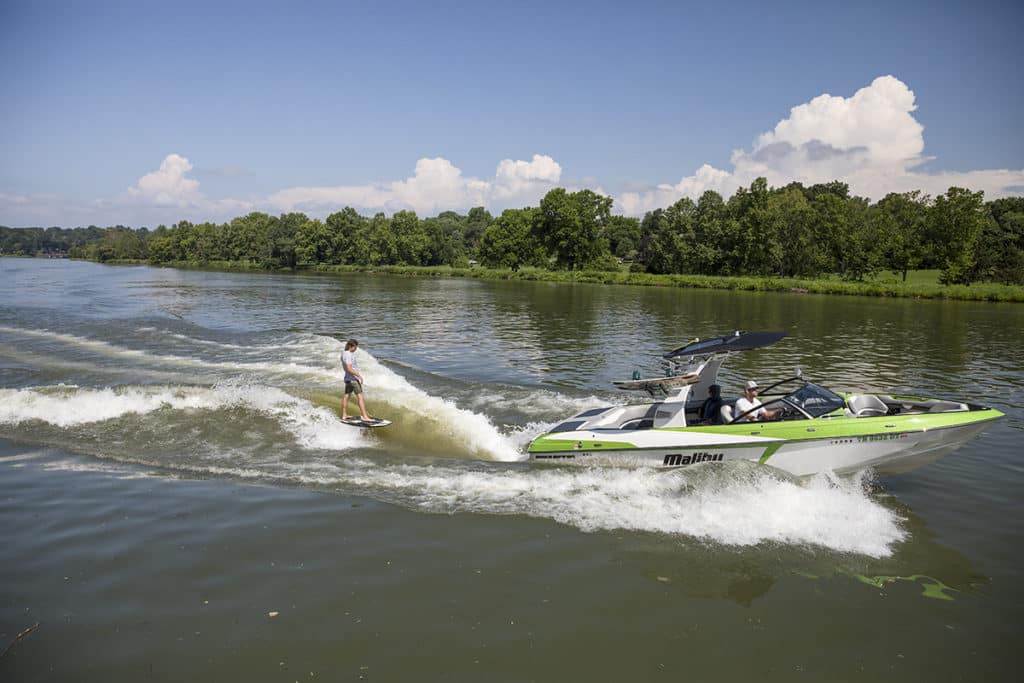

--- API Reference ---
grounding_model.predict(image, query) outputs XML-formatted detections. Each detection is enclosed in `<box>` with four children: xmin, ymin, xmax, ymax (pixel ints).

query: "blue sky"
<box><xmin>2</xmin><ymin>0</ymin><xmax>1022</xmax><ymax>227</ymax></box>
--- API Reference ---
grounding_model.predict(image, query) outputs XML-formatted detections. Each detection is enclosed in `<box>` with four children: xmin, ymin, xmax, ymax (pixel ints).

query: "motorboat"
<box><xmin>527</xmin><ymin>331</ymin><xmax>1003</xmax><ymax>476</ymax></box>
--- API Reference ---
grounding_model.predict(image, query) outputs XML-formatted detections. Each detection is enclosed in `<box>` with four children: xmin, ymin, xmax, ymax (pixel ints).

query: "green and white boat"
<box><xmin>528</xmin><ymin>331</ymin><xmax>1003</xmax><ymax>476</ymax></box>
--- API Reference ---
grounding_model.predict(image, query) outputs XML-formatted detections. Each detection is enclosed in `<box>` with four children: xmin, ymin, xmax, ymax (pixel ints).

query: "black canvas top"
<box><xmin>663</xmin><ymin>330</ymin><xmax>786</xmax><ymax>359</ymax></box>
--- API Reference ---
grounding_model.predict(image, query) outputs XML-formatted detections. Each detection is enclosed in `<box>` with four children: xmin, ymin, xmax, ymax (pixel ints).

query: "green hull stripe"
<box><xmin>528</xmin><ymin>414</ymin><xmax>1002</xmax><ymax>455</ymax></box>
<box><xmin>528</xmin><ymin>439</ymin><xmax>635</xmax><ymax>453</ymax></box>
<box><xmin>759</xmin><ymin>442</ymin><xmax>784</xmax><ymax>464</ymax></box>
<box><xmin>659</xmin><ymin>410</ymin><xmax>1002</xmax><ymax>440</ymax></box>
<box><xmin>527</xmin><ymin>438</ymin><xmax>769</xmax><ymax>454</ymax></box>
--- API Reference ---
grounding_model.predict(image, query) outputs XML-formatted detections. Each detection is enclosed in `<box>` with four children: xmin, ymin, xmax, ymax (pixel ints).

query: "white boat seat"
<box><xmin>720</xmin><ymin>404</ymin><xmax>734</xmax><ymax>424</ymax></box>
<box><xmin>620</xmin><ymin>403</ymin><xmax>661</xmax><ymax>430</ymax></box>
<box><xmin>847</xmin><ymin>394</ymin><xmax>888</xmax><ymax>417</ymax></box>
<box><xmin>927</xmin><ymin>400</ymin><xmax>969</xmax><ymax>413</ymax></box>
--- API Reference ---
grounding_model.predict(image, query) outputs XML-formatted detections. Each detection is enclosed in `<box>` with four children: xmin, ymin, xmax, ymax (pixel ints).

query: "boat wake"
<box><xmin>381</xmin><ymin>463</ymin><xmax>905</xmax><ymax>557</ymax></box>
<box><xmin>0</xmin><ymin>325</ymin><xmax>530</xmax><ymax>461</ymax></box>
<box><xmin>0</xmin><ymin>323</ymin><xmax>907</xmax><ymax>557</ymax></box>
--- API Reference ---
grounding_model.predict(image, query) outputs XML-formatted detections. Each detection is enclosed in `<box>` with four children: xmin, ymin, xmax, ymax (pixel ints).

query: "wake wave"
<box><xmin>0</xmin><ymin>326</ymin><xmax>529</xmax><ymax>461</ymax></box>
<box><xmin>32</xmin><ymin>447</ymin><xmax>903</xmax><ymax>557</ymax></box>
<box><xmin>340</xmin><ymin>463</ymin><xmax>904</xmax><ymax>557</ymax></box>
<box><xmin>1</xmin><ymin>324</ymin><xmax>907</xmax><ymax>557</ymax></box>
<box><xmin>0</xmin><ymin>326</ymin><xmax>338</xmax><ymax>382</ymax></box>
<box><xmin>0</xmin><ymin>383</ymin><xmax>367</xmax><ymax>451</ymax></box>
<box><xmin>0</xmin><ymin>384</ymin><xmax>223</xmax><ymax>427</ymax></box>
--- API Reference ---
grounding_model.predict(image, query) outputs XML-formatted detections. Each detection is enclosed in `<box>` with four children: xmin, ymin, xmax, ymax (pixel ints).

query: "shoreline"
<box><xmin>71</xmin><ymin>258</ymin><xmax>1024</xmax><ymax>302</ymax></box>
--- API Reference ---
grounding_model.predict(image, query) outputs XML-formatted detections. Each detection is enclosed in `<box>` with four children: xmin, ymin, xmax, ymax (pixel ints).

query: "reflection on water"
<box><xmin>850</xmin><ymin>574</ymin><xmax>957</xmax><ymax>601</ymax></box>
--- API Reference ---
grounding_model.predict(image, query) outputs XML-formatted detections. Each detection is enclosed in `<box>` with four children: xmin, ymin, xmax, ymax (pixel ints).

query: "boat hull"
<box><xmin>528</xmin><ymin>411</ymin><xmax>1002</xmax><ymax>476</ymax></box>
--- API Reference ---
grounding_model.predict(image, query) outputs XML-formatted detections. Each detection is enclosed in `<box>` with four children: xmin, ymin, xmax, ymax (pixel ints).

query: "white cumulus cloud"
<box><xmin>619</xmin><ymin>75</ymin><xmax>1024</xmax><ymax>214</ymax></box>
<box><xmin>268</xmin><ymin>154</ymin><xmax>562</xmax><ymax>216</ymax></box>
<box><xmin>4</xmin><ymin>77</ymin><xmax>1021</xmax><ymax>229</ymax></box>
<box><xmin>753</xmin><ymin>75</ymin><xmax>923</xmax><ymax>164</ymax></box>
<box><xmin>618</xmin><ymin>164</ymin><xmax>732</xmax><ymax>216</ymax></box>
<box><xmin>117</xmin><ymin>154</ymin><xmax>252</xmax><ymax>223</ymax></box>
<box><xmin>496</xmin><ymin>154</ymin><xmax>562</xmax><ymax>183</ymax></box>
<box><xmin>127</xmin><ymin>153</ymin><xmax>201</xmax><ymax>205</ymax></box>
<box><xmin>492</xmin><ymin>154</ymin><xmax>564</xmax><ymax>203</ymax></box>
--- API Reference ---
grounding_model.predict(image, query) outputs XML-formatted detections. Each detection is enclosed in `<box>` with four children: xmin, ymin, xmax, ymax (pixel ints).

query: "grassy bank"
<box><xmin>94</xmin><ymin>259</ymin><xmax>1024</xmax><ymax>302</ymax></box>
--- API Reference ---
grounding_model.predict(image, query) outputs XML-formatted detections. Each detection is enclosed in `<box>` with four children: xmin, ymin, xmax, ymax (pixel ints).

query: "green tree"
<box><xmin>147</xmin><ymin>236</ymin><xmax>175</xmax><ymax>263</ymax></box>
<box><xmin>805</xmin><ymin>180</ymin><xmax>851</xmax><ymax>202</ymax></box>
<box><xmin>191</xmin><ymin>222</ymin><xmax>227</xmax><ymax>262</ymax></box>
<box><xmin>325</xmin><ymin>207</ymin><xmax>371</xmax><ymax>264</ymax></box>
<box><xmin>813</xmin><ymin>192</ymin><xmax>865</xmax><ymax>277</ymax></box>
<box><xmin>367</xmin><ymin>212</ymin><xmax>396</xmax><ymax>265</ymax></box>
<box><xmin>295</xmin><ymin>218</ymin><xmax>334</xmax><ymax>264</ymax></box>
<box><xmin>90</xmin><ymin>227</ymin><xmax>148</xmax><ymax>261</ymax></box>
<box><xmin>225</xmin><ymin>212</ymin><xmax>275</xmax><ymax>263</ymax></box>
<box><xmin>728</xmin><ymin>177</ymin><xmax>779</xmax><ymax>275</ymax></box>
<box><xmin>691</xmin><ymin>191</ymin><xmax>727</xmax><ymax>274</ymax></box>
<box><xmin>422</xmin><ymin>214</ymin><xmax>468</xmax><ymax>266</ymax></box>
<box><xmin>977</xmin><ymin>197</ymin><xmax>1024</xmax><ymax>284</ymax></box>
<box><xmin>391</xmin><ymin>210</ymin><xmax>429</xmax><ymax>265</ymax></box>
<box><xmin>603</xmin><ymin>215</ymin><xmax>642</xmax><ymax>260</ymax></box>
<box><xmin>533</xmin><ymin>188</ymin><xmax>612</xmax><ymax>270</ymax></box>
<box><xmin>262</xmin><ymin>212</ymin><xmax>305</xmax><ymax>268</ymax></box>
<box><xmin>841</xmin><ymin>197</ymin><xmax>877</xmax><ymax>280</ymax></box>
<box><xmin>770</xmin><ymin>188</ymin><xmax>818</xmax><ymax>277</ymax></box>
<box><xmin>463</xmin><ymin>207</ymin><xmax>493</xmax><ymax>255</ymax></box>
<box><xmin>869</xmin><ymin>191</ymin><xmax>930</xmax><ymax>281</ymax></box>
<box><xmin>929</xmin><ymin>187</ymin><xmax>987</xmax><ymax>284</ymax></box>
<box><xmin>637</xmin><ymin>209</ymin><xmax>678</xmax><ymax>274</ymax></box>
<box><xmin>478</xmin><ymin>208</ymin><xmax>546</xmax><ymax>269</ymax></box>
<box><xmin>662</xmin><ymin>197</ymin><xmax>698</xmax><ymax>273</ymax></box>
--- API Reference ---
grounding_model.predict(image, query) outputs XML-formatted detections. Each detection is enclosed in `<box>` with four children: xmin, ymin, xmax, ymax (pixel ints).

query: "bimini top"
<box><xmin>663</xmin><ymin>330</ymin><xmax>786</xmax><ymax>359</ymax></box>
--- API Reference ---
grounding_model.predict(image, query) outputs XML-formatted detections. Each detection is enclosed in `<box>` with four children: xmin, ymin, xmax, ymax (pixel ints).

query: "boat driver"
<box><xmin>699</xmin><ymin>384</ymin><xmax>724</xmax><ymax>424</ymax></box>
<box><xmin>734</xmin><ymin>380</ymin><xmax>780</xmax><ymax>422</ymax></box>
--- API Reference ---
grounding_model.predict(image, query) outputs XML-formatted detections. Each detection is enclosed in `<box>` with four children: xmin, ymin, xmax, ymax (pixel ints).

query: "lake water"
<box><xmin>1</xmin><ymin>258</ymin><xmax>1021</xmax><ymax>681</ymax></box>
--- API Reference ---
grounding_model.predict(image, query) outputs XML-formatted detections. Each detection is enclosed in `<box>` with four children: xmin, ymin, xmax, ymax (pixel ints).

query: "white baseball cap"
<box><xmin>746</xmin><ymin>380</ymin><xmax>758</xmax><ymax>390</ymax></box>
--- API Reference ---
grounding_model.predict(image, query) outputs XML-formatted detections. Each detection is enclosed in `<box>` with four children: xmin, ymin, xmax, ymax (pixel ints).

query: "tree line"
<box><xmin>0</xmin><ymin>225</ymin><xmax>112</xmax><ymax>257</ymax></box>
<box><xmin>3</xmin><ymin>178</ymin><xmax>1022</xmax><ymax>285</ymax></box>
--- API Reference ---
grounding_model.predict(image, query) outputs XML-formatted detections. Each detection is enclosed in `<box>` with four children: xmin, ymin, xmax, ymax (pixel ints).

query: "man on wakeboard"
<box><xmin>341</xmin><ymin>338</ymin><xmax>373</xmax><ymax>421</ymax></box>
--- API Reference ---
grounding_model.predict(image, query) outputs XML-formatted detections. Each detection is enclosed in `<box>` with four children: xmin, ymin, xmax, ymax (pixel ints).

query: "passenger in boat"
<box><xmin>699</xmin><ymin>384</ymin><xmax>723</xmax><ymax>425</ymax></box>
<box><xmin>734</xmin><ymin>380</ymin><xmax>780</xmax><ymax>422</ymax></box>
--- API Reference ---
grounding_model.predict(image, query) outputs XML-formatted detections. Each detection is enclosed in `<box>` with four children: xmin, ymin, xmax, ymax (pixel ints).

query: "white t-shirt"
<box><xmin>342</xmin><ymin>349</ymin><xmax>360</xmax><ymax>382</ymax></box>
<box><xmin>734</xmin><ymin>396</ymin><xmax>764</xmax><ymax>421</ymax></box>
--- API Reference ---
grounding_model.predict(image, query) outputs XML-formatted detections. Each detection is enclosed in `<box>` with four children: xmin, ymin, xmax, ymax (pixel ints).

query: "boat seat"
<box><xmin>847</xmin><ymin>394</ymin><xmax>888</xmax><ymax>417</ymax></box>
<box><xmin>927</xmin><ymin>400</ymin><xmax>969</xmax><ymax>413</ymax></box>
<box><xmin>586</xmin><ymin>407</ymin><xmax>626</xmax><ymax>428</ymax></box>
<box><xmin>620</xmin><ymin>403</ymin><xmax>660</xmax><ymax>430</ymax></box>
<box><xmin>719</xmin><ymin>404</ymin><xmax>734</xmax><ymax>424</ymax></box>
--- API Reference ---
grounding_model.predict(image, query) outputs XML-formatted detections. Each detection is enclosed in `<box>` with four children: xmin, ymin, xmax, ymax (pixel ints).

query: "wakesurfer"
<box><xmin>341</xmin><ymin>338</ymin><xmax>372</xmax><ymax>421</ymax></box>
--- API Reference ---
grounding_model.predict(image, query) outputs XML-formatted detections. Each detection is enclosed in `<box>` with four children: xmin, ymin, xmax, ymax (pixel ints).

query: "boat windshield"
<box><xmin>784</xmin><ymin>383</ymin><xmax>846</xmax><ymax>418</ymax></box>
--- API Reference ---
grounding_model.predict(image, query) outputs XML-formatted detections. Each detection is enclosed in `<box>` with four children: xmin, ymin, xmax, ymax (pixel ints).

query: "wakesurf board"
<box><xmin>341</xmin><ymin>416</ymin><xmax>392</xmax><ymax>428</ymax></box>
